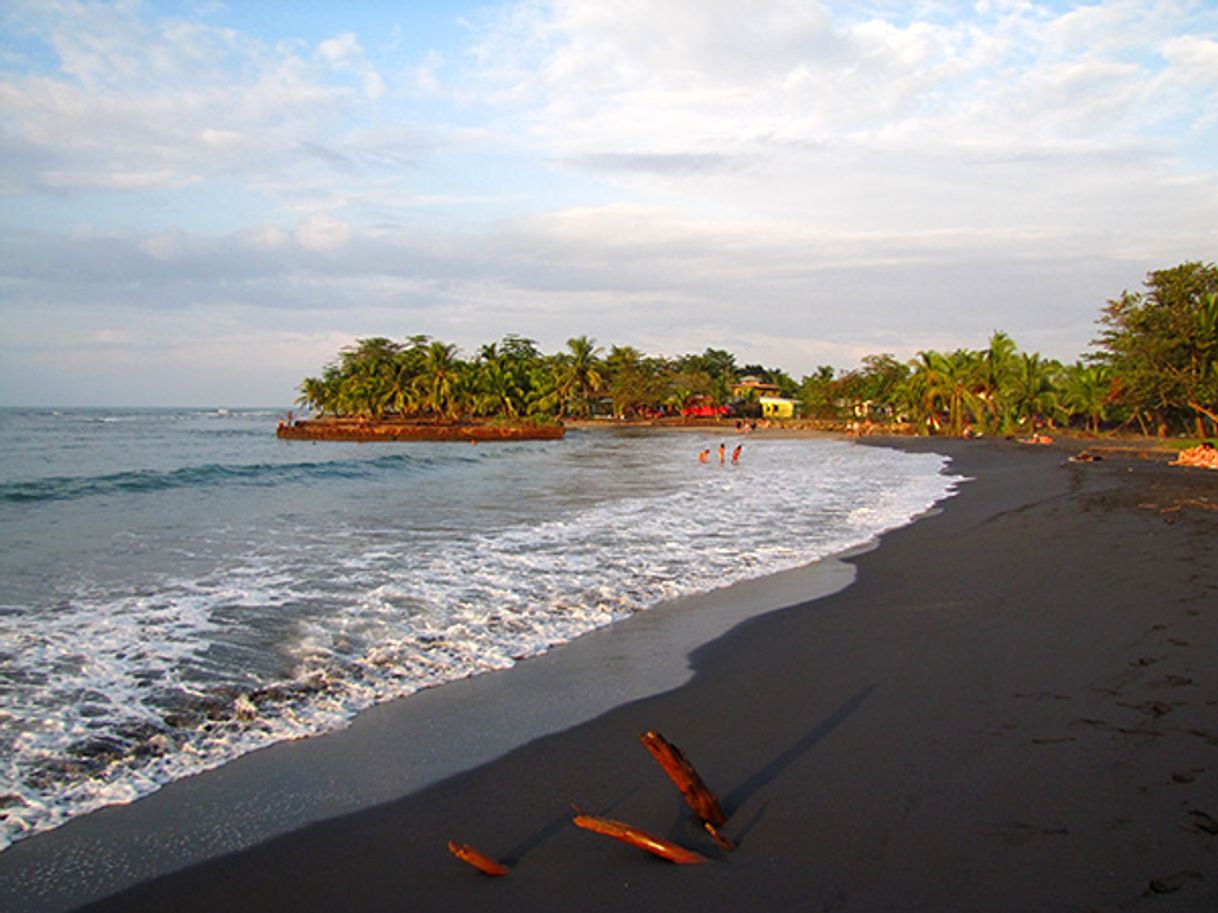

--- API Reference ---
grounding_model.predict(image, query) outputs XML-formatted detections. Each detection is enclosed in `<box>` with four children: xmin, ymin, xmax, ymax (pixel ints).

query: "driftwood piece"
<box><xmin>703</xmin><ymin>821</ymin><xmax>736</xmax><ymax>852</ymax></box>
<box><xmin>639</xmin><ymin>730</ymin><xmax>726</xmax><ymax>826</ymax></box>
<box><xmin>447</xmin><ymin>840</ymin><xmax>511</xmax><ymax>876</ymax></box>
<box><xmin>572</xmin><ymin>813</ymin><xmax>708</xmax><ymax>865</ymax></box>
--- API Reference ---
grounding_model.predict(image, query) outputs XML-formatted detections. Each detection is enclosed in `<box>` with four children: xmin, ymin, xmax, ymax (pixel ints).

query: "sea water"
<box><xmin>0</xmin><ymin>408</ymin><xmax>962</xmax><ymax>850</ymax></box>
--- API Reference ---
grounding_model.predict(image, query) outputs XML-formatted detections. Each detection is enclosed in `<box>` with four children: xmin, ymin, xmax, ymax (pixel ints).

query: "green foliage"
<box><xmin>551</xmin><ymin>335</ymin><xmax>604</xmax><ymax>418</ymax></box>
<box><xmin>1094</xmin><ymin>261</ymin><xmax>1218</xmax><ymax>436</ymax></box>
<box><xmin>1061</xmin><ymin>362</ymin><xmax>1113</xmax><ymax>434</ymax></box>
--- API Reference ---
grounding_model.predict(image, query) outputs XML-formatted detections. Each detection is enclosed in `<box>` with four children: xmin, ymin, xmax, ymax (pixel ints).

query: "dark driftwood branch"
<box><xmin>640</xmin><ymin>730</ymin><xmax>727</xmax><ymax>827</ymax></box>
<box><xmin>447</xmin><ymin>840</ymin><xmax>510</xmax><ymax>876</ymax></box>
<box><xmin>572</xmin><ymin>813</ymin><xmax>708</xmax><ymax>865</ymax></box>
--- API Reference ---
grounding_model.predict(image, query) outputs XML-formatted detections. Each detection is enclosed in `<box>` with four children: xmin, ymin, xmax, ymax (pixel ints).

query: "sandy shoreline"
<box><xmin>4</xmin><ymin>436</ymin><xmax>1216</xmax><ymax>911</ymax></box>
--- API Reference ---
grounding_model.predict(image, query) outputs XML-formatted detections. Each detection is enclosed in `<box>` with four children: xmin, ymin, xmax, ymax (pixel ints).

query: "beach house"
<box><xmin>759</xmin><ymin>395</ymin><xmax>798</xmax><ymax>419</ymax></box>
<box><xmin>731</xmin><ymin>376</ymin><xmax>799</xmax><ymax>419</ymax></box>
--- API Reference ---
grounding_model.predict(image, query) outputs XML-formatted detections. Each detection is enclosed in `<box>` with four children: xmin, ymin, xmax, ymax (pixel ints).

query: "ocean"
<box><xmin>0</xmin><ymin>408</ymin><xmax>962</xmax><ymax>851</ymax></box>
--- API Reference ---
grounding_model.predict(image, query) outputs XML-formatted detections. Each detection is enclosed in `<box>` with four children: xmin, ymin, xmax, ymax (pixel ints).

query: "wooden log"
<box><xmin>447</xmin><ymin>840</ymin><xmax>510</xmax><ymax>876</ymax></box>
<box><xmin>703</xmin><ymin>821</ymin><xmax>736</xmax><ymax>852</ymax></box>
<box><xmin>572</xmin><ymin>813</ymin><xmax>708</xmax><ymax>865</ymax></box>
<box><xmin>639</xmin><ymin>730</ymin><xmax>726</xmax><ymax>826</ymax></box>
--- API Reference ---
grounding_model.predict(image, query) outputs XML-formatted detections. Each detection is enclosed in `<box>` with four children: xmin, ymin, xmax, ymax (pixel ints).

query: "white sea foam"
<box><xmin>0</xmin><ymin>425</ymin><xmax>962</xmax><ymax>850</ymax></box>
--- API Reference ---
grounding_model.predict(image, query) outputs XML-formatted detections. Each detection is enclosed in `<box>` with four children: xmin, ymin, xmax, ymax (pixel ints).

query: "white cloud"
<box><xmin>467</xmin><ymin>0</ymin><xmax>1216</xmax><ymax>176</ymax></box>
<box><xmin>316</xmin><ymin>31</ymin><xmax>384</xmax><ymax>100</ymax></box>
<box><xmin>317</xmin><ymin>32</ymin><xmax>361</xmax><ymax>64</ymax></box>
<box><xmin>138</xmin><ymin>228</ymin><xmax>191</xmax><ymax>260</ymax></box>
<box><xmin>294</xmin><ymin>214</ymin><xmax>354</xmax><ymax>250</ymax></box>
<box><xmin>200</xmin><ymin>127</ymin><xmax>244</xmax><ymax>149</ymax></box>
<box><xmin>0</xmin><ymin>4</ymin><xmax>368</xmax><ymax>196</ymax></box>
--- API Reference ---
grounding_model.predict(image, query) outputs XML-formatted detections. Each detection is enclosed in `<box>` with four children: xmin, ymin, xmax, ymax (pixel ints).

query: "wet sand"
<box><xmin>7</xmin><ymin>437</ymin><xmax>1218</xmax><ymax>912</ymax></box>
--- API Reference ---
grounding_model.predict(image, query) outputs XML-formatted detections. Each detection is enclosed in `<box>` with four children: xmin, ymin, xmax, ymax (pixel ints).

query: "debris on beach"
<box><xmin>702</xmin><ymin>820</ymin><xmax>736</xmax><ymax>852</ymax></box>
<box><xmin>1170</xmin><ymin>443</ymin><xmax>1218</xmax><ymax>469</ymax></box>
<box><xmin>571</xmin><ymin>811</ymin><xmax>708</xmax><ymax>865</ymax></box>
<box><xmin>639</xmin><ymin>730</ymin><xmax>728</xmax><ymax>830</ymax></box>
<box><xmin>452</xmin><ymin>730</ymin><xmax>729</xmax><ymax>877</ymax></box>
<box><xmin>447</xmin><ymin>840</ymin><xmax>511</xmax><ymax>876</ymax></box>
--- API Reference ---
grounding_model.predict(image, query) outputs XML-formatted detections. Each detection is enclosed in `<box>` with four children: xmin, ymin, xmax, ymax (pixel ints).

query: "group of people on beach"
<box><xmin>699</xmin><ymin>443</ymin><xmax>742</xmax><ymax>464</ymax></box>
<box><xmin>1171</xmin><ymin>441</ymin><xmax>1218</xmax><ymax>469</ymax></box>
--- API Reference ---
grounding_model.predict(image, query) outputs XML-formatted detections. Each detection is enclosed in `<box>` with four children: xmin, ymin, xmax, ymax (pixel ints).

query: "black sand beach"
<box><xmin>5</xmin><ymin>437</ymin><xmax>1217</xmax><ymax>912</ymax></box>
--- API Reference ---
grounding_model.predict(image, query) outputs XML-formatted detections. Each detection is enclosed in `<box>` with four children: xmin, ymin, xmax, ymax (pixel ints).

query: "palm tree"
<box><xmin>978</xmin><ymin>331</ymin><xmax>1020</xmax><ymax>433</ymax></box>
<box><xmin>338</xmin><ymin>337</ymin><xmax>401</xmax><ymax>377</ymax></box>
<box><xmin>296</xmin><ymin>375</ymin><xmax>333</xmax><ymax>415</ymax></box>
<box><xmin>336</xmin><ymin>370</ymin><xmax>380</xmax><ymax>418</ymax></box>
<box><xmin>904</xmin><ymin>349</ymin><xmax>982</xmax><ymax>436</ymax></box>
<box><xmin>555</xmin><ymin>336</ymin><xmax>603</xmax><ymax>418</ymax></box>
<box><xmin>381</xmin><ymin>350</ymin><xmax>425</xmax><ymax>417</ymax></box>
<box><xmin>414</xmin><ymin>341</ymin><xmax>463</xmax><ymax>419</ymax></box>
<box><xmin>526</xmin><ymin>358</ymin><xmax>561</xmax><ymax>418</ymax></box>
<box><xmin>1061</xmin><ymin>362</ymin><xmax>1112</xmax><ymax>433</ymax></box>
<box><xmin>474</xmin><ymin>344</ymin><xmax>526</xmax><ymax>418</ymax></box>
<box><xmin>1008</xmin><ymin>353</ymin><xmax>1062</xmax><ymax>432</ymax></box>
<box><xmin>899</xmin><ymin>353</ymin><xmax>939</xmax><ymax>433</ymax></box>
<box><xmin>604</xmin><ymin>345</ymin><xmax>644</xmax><ymax>417</ymax></box>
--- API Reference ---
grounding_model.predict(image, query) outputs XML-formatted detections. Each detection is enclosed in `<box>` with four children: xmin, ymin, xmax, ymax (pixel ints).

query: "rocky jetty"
<box><xmin>277</xmin><ymin>417</ymin><xmax>564</xmax><ymax>442</ymax></box>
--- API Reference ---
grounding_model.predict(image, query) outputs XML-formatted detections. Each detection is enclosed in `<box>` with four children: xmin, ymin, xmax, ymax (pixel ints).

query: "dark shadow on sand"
<box><xmin>723</xmin><ymin>685</ymin><xmax>875</xmax><ymax>820</ymax></box>
<box><xmin>503</xmin><ymin>810</ymin><xmax>572</xmax><ymax>866</ymax></box>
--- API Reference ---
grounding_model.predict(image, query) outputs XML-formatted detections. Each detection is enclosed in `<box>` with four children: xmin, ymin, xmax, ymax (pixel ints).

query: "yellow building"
<box><xmin>760</xmin><ymin>396</ymin><xmax>797</xmax><ymax>419</ymax></box>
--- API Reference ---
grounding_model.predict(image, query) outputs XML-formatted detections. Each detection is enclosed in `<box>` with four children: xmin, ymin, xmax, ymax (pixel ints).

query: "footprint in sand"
<box><xmin>1147</xmin><ymin>870</ymin><xmax>1203</xmax><ymax>895</ymax></box>
<box><xmin>998</xmin><ymin>822</ymin><xmax>1070</xmax><ymax>845</ymax></box>
<box><xmin>1150</xmin><ymin>674</ymin><xmax>1196</xmax><ymax>688</ymax></box>
<box><xmin>1171</xmin><ymin>768</ymin><xmax>1205</xmax><ymax>784</ymax></box>
<box><xmin>1013</xmin><ymin>691</ymin><xmax>1071</xmax><ymax>702</ymax></box>
<box><xmin>1068</xmin><ymin>718</ymin><xmax>1164</xmax><ymax>738</ymax></box>
<box><xmin>1184</xmin><ymin>809</ymin><xmax>1218</xmax><ymax>836</ymax></box>
<box><xmin>1116</xmin><ymin>700</ymin><xmax>1176</xmax><ymax>718</ymax></box>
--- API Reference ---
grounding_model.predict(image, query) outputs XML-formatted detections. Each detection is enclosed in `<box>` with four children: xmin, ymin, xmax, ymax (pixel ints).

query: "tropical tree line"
<box><xmin>804</xmin><ymin>335</ymin><xmax>1114</xmax><ymax>436</ymax></box>
<box><xmin>296</xmin><ymin>261</ymin><xmax>1218</xmax><ymax>437</ymax></box>
<box><xmin>295</xmin><ymin>334</ymin><xmax>755</xmax><ymax>422</ymax></box>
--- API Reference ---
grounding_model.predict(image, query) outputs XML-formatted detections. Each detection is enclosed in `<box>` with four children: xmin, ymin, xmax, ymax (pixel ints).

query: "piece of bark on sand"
<box><xmin>572</xmin><ymin>812</ymin><xmax>708</xmax><ymax>865</ymax></box>
<box><xmin>639</xmin><ymin>730</ymin><xmax>727</xmax><ymax>827</ymax></box>
<box><xmin>447</xmin><ymin>841</ymin><xmax>510</xmax><ymax>876</ymax></box>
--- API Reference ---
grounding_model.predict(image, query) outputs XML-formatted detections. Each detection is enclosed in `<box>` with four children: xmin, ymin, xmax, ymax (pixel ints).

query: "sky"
<box><xmin>1</xmin><ymin>0</ymin><xmax>1216</xmax><ymax>406</ymax></box>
